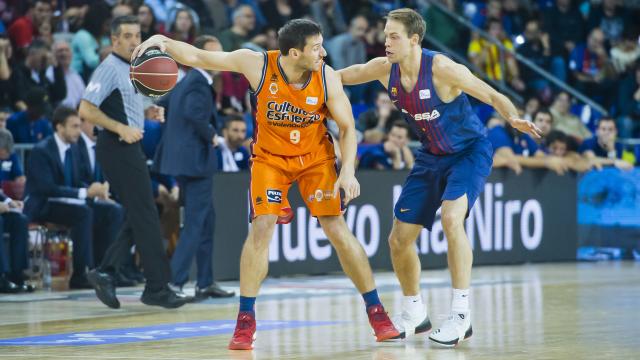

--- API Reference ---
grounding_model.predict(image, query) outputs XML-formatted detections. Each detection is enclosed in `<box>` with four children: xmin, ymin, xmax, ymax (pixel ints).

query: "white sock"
<box><xmin>451</xmin><ymin>288</ymin><xmax>470</xmax><ymax>314</ymax></box>
<box><xmin>403</xmin><ymin>294</ymin><xmax>425</xmax><ymax>315</ymax></box>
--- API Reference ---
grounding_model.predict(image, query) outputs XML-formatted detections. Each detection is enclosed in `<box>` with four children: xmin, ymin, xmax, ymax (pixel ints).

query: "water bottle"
<box><xmin>42</xmin><ymin>259</ymin><xmax>52</xmax><ymax>290</ymax></box>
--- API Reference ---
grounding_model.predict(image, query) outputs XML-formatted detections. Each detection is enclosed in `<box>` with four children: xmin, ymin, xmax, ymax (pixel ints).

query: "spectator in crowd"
<box><xmin>10</xmin><ymin>40</ymin><xmax>66</xmax><ymax>111</ymax></box>
<box><xmin>542</xmin><ymin>0</ymin><xmax>585</xmax><ymax>83</ymax></box>
<box><xmin>569</xmin><ymin>28</ymin><xmax>617</xmax><ymax>107</ymax></box>
<box><xmin>7</xmin><ymin>88</ymin><xmax>53</xmax><ymax>143</ymax></box>
<box><xmin>471</xmin><ymin>0</ymin><xmax>510</xmax><ymax>35</ymax></box>
<box><xmin>531</xmin><ymin>108</ymin><xmax>554</xmax><ymax>150</ymax></box>
<box><xmin>0</xmin><ymin>108</ymin><xmax>10</xmax><ymax>129</ymax></box>
<box><xmin>610</xmin><ymin>27</ymin><xmax>640</xmax><ymax>76</ymax></box>
<box><xmin>24</xmin><ymin>106</ymin><xmax>122</xmax><ymax>289</ymax></box>
<box><xmin>260</xmin><ymin>0</ymin><xmax>308</xmax><ymax>32</ymax></box>
<box><xmin>579</xmin><ymin>117</ymin><xmax>633</xmax><ymax>170</ymax></box>
<box><xmin>0</xmin><ymin>126</ymin><xmax>26</xmax><ymax>200</ymax></box>
<box><xmin>137</xmin><ymin>4</ymin><xmax>158</xmax><ymax>41</ymax></box>
<box><xmin>358</xmin><ymin>121</ymin><xmax>414</xmax><ymax>170</ymax></box>
<box><xmin>517</xmin><ymin>19</ymin><xmax>552</xmax><ymax>96</ymax></box>
<box><xmin>468</xmin><ymin>18</ymin><xmax>525</xmax><ymax>93</ymax></box>
<box><xmin>154</xmin><ymin>35</ymin><xmax>234</xmax><ymax>299</ymax></box>
<box><xmin>0</xmin><ymin>131</ymin><xmax>30</xmax><ymax>293</ymax></box>
<box><xmin>310</xmin><ymin>0</ymin><xmax>347</xmax><ymax>40</ymax></box>
<box><xmin>489</xmin><ymin>122</ymin><xmax>568</xmax><ymax>175</ymax></box>
<box><xmin>144</xmin><ymin>0</ymin><xmax>177</xmax><ymax>24</ymax></box>
<box><xmin>51</xmin><ymin>40</ymin><xmax>85</xmax><ymax>109</ymax></box>
<box><xmin>550</xmin><ymin>91</ymin><xmax>592</xmax><ymax>142</ymax></box>
<box><xmin>523</xmin><ymin>96</ymin><xmax>540</xmax><ymax>122</ymax></box>
<box><xmin>169</xmin><ymin>8</ymin><xmax>197</xmax><ymax>44</ymax></box>
<box><xmin>356</xmin><ymin>90</ymin><xmax>403</xmax><ymax>141</ymax></box>
<box><xmin>616</xmin><ymin>64</ymin><xmax>640</xmax><ymax>138</ymax></box>
<box><xmin>71</xmin><ymin>1</ymin><xmax>112</xmax><ymax>82</ymax></box>
<box><xmin>36</xmin><ymin>14</ymin><xmax>53</xmax><ymax>47</ymax></box>
<box><xmin>327</xmin><ymin>15</ymin><xmax>368</xmax><ymax>71</ymax></box>
<box><xmin>545</xmin><ymin>129</ymin><xmax>591</xmax><ymax>171</ymax></box>
<box><xmin>0</xmin><ymin>37</ymin><xmax>13</xmax><ymax>109</ymax></box>
<box><xmin>217</xmin><ymin>5</ymin><xmax>256</xmax><ymax>52</ymax></box>
<box><xmin>364</xmin><ymin>16</ymin><xmax>386</xmax><ymax>60</ymax></box>
<box><xmin>501</xmin><ymin>0</ymin><xmax>528</xmax><ymax>36</ymax></box>
<box><xmin>586</xmin><ymin>0</ymin><xmax>629</xmax><ymax>46</ymax></box>
<box><xmin>7</xmin><ymin>0</ymin><xmax>52</xmax><ymax>58</ymax></box>
<box><xmin>216</xmin><ymin>115</ymin><xmax>249</xmax><ymax>172</ymax></box>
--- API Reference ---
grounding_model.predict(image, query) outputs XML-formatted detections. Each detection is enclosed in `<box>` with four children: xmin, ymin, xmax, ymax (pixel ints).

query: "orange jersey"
<box><xmin>251</xmin><ymin>51</ymin><xmax>334</xmax><ymax>157</ymax></box>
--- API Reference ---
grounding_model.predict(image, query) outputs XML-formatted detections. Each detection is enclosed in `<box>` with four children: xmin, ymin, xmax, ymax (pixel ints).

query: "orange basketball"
<box><xmin>129</xmin><ymin>48</ymin><xmax>178</xmax><ymax>97</ymax></box>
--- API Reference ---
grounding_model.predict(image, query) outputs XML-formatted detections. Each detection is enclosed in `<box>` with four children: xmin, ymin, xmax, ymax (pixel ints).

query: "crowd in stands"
<box><xmin>0</xmin><ymin>0</ymin><xmax>638</xmax><ymax>292</ymax></box>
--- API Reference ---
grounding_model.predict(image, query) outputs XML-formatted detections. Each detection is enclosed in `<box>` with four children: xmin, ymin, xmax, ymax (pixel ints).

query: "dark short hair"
<box><xmin>111</xmin><ymin>15</ymin><xmax>140</xmax><ymax>36</ymax></box>
<box><xmin>546</xmin><ymin>130</ymin><xmax>567</xmax><ymax>145</ymax></box>
<box><xmin>533</xmin><ymin>108</ymin><xmax>552</xmax><ymax>122</ymax></box>
<box><xmin>85</xmin><ymin>1</ymin><xmax>112</xmax><ymax>39</ymax></box>
<box><xmin>390</xmin><ymin>120</ymin><xmax>410</xmax><ymax>132</ymax></box>
<box><xmin>224</xmin><ymin>115</ymin><xmax>246</xmax><ymax>129</ymax></box>
<box><xmin>193</xmin><ymin>35</ymin><xmax>220</xmax><ymax>50</ymax></box>
<box><xmin>52</xmin><ymin>106</ymin><xmax>78</xmax><ymax>128</ymax></box>
<box><xmin>278</xmin><ymin>19</ymin><xmax>322</xmax><ymax>54</ymax></box>
<box><xmin>597</xmin><ymin>117</ymin><xmax>616</xmax><ymax>128</ymax></box>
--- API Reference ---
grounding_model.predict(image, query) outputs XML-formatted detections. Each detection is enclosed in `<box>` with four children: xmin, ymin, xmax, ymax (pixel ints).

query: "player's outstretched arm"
<box><xmin>338</xmin><ymin>57</ymin><xmax>391</xmax><ymax>87</ymax></box>
<box><xmin>132</xmin><ymin>34</ymin><xmax>262</xmax><ymax>75</ymax></box>
<box><xmin>325</xmin><ymin>66</ymin><xmax>360</xmax><ymax>204</ymax></box>
<box><xmin>434</xmin><ymin>55</ymin><xmax>542</xmax><ymax>139</ymax></box>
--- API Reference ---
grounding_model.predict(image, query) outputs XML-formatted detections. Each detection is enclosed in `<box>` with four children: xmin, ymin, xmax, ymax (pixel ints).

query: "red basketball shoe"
<box><xmin>367</xmin><ymin>304</ymin><xmax>400</xmax><ymax>341</ymax></box>
<box><xmin>228</xmin><ymin>312</ymin><xmax>257</xmax><ymax>350</ymax></box>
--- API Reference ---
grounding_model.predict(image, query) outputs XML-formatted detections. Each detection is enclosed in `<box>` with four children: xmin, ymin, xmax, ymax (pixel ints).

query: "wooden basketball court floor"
<box><xmin>0</xmin><ymin>262</ymin><xmax>638</xmax><ymax>359</ymax></box>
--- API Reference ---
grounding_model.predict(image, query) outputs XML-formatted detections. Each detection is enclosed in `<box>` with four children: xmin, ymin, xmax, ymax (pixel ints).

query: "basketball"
<box><xmin>129</xmin><ymin>48</ymin><xmax>178</xmax><ymax>97</ymax></box>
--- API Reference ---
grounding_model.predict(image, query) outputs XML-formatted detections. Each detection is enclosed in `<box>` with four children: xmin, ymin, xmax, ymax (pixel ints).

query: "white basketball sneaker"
<box><xmin>428</xmin><ymin>312</ymin><xmax>473</xmax><ymax>347</ymax></box>
<box><xmin>392</xmin><ymin>307</ymin><xmax>432</xmax><ymax>339</ymax></box>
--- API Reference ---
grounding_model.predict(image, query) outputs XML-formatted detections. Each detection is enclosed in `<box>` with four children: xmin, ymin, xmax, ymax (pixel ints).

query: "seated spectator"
<box><xmin>0</xmin><ymin>37</ymin><xmax>13</xmax><ymax>109</ymax></box>
<box><xmin>144</xmin><ymin>0</ymin><xmax>178</xmax><ymax>25</ymax></box>
<box><xmin>357</xmin><ymin>90</ymin><xmax>402</xmax><ymax>135</ymax></box>
<box><xmin>586</xmin><ymin>0</ymin><xmax>629</xmax><ymax>46</ymax></box>
<box><xmin>0</xmin><ymin>128</ymin><xmax>26</xmax><ymax>195</ymax></box>
<box><xmin>550</xmin><ymin>91</ymin><xmax>592</xmax><ymax>142</ymax></box>
<box><xmin>112</xmin><ymin>3</ymin><xmax>133</xmax><ymax>18</ymax></box>
<box><xmin>138</xmin><ymin>4</ymin><xmax>159</xmax><ymax>42</ymax></box>
<box><xmin>517</xmin><ymin>19</ymin><xmax>552</xmax><ymax>96</ymax></box>
<box><xmin>523</xmin><ymin>96</ymin><xmax>541</xmax><ymax>121</ymax></box>
<box><xmin>310</xmin><ymin>0</ymin><xmax>347</xmax><ymax>40</ymax></box>
<box><xmin>531</xmin><ymin>108</ymin><xmax>553</xmax><ymax>150</ymax></box>
<box><xmin>71</xmin><ymin>1</ymin><xmax>111</xmax><ymax>82</ymax></box>
<box><xmin>489</xmin><ymin>123</ymin><xmax>568</xmax><ymax>175</ymax></box>
<box><xmin>468</xmin><ymin>19</ymin><xmax>525</xmax><ymax>92</ymax></box>
<box><xmin>10</xmin><ymin>40</ymin><xmax>66</xmax><ymax>111</ymax></box>
<box><xmin>168</xmin><ymin>8</ymin><xmax>198</xmax><ymax>44</ymax></box>
<box><xmin>7</xmin><ymin>0</ymin><xmax>52</xmax><ymax>58</ymax></box>
<box><xmin>7</xmin><ymin>88</ymin><xmax>53</xmax><ymax>143</ymax></box>
<box><xmin>260</xmin><ymin>0</ymin><xmax>308</xmax><ymax>31</ymax></box>
<box><xmin>327</xmin><ymin>15</ymin><xmax>369</xmax><ymax>103</ymax></box>
<box><xmin>569</xmin><ymin>28</ymin><xmax>617</xmax><ymax>107</ymax></box>
<box><xmin>545</xmin><ymin>130</ymin><xmax>591</xmax><ymax>172</ymax></box>
<box><xmin>0</xmin><ymin>129</ymin><xmax>30</xmax><ymax>293</ymax></box>
<box><xmin>24</xmin><ymin>107</ymin><xmax>123</xmax><ymax>289</ymax></box>
<box><xmin>217</xmin><ymin>5</ymin><xmax>256</xmax><ymax>52</ymax></box>
<box><xmin>50</xmin><ymin>40</ymin><xmax>85</xmax><ymax>109</ymax></box>
<box><xmin>216</xmin><ymin>116</ymin><xmax>249</xmax><ymax>172</ymax></box>
<box><xmin>610</xmin><ymin>28</ymin><xmax>640</xmax><ymax>76</ymax></box>
<box><xmin>579</xmin><ymin>117</ymin><xmax>634</xmax><ymax>170</ymax></box>
<box><xmin>359</xmin><ymin>121</ymin><xmax>414</xmax><ymax>170</ymax></box>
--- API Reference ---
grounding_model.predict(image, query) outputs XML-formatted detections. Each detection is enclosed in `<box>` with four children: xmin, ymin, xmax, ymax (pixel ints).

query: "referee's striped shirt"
<box><xmin>82</xmin><ymin>53</ymin><xmax>144</xmax><ymax>130</ymax></box>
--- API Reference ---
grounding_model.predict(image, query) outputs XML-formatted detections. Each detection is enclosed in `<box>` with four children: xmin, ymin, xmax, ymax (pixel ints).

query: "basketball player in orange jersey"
<box><xmin>133</xmin><ymin>19</ymin><xmax>399</xmax><ymax>350</ymax></box>
<box><xmin>338</xmin><ymin>9</ymin><xmax>541</xmax><ymax>346</ymax></box>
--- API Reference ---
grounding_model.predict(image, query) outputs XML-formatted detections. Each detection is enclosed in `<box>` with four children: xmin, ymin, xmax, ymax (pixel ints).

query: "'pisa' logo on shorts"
<box><xmin>267</xmin><ymin>189</ymin><xmax>282</xmax><ymax>203</ymax></box>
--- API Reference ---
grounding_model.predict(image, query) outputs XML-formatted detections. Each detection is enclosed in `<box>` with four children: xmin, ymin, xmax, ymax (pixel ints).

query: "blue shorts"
<box><xmin>394</xmin><ymin>137</ymin><xmax>493</xmax><ymax>230</ymax></box>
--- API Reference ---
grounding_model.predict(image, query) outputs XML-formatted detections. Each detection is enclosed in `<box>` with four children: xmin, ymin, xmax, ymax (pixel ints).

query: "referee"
<box><xmin>79</xmin><ymin>16</ymin><xmax>190</xmax><ymax>309</ymax></box>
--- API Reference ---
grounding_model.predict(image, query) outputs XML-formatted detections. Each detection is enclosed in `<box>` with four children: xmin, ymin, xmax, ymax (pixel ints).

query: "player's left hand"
<box><xmin>145</xmin><ymin>105</ymin><xmax>165</xmax><ymax>122</ymax></box>
<box><xmin>510</xmin><ymin>118</ymin><xmax>542</xmax><ymax>138</ymax></box>
<box><xmin>334</xmin><ymin>172</ymin><xmax>360</xmax><ymax>205</ymax></box>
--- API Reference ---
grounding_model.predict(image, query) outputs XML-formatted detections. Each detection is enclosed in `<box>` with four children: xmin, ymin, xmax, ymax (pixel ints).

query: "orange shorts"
<box><xmin>249</xmin><ymin>150</ymin><xmax>341</xmax><ymax>222</ymax></box>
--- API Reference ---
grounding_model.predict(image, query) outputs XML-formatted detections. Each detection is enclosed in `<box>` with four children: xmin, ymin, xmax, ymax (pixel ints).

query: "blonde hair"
<box><xmin>386</xmin><ymin>8</ymin><xmax>426</xmax><ymax>42</ymax></box>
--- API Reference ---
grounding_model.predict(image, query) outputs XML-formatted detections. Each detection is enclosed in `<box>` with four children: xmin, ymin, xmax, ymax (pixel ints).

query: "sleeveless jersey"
<box><xmin>388</xmin><ymin>49</ymin><xmax>486</xmax><ymax>155</ymax></box>
<box><xmin>251</xmin><ymin>51</ymin><xmax>332</xmax><ymax>157</ymax></box>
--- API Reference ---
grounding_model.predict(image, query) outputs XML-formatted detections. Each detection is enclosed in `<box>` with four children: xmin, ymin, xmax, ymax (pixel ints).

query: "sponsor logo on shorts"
<box><xmin>324</xmin><ymin>190</ymin><xmax>333</xmax><ymax>199</ymax></box>
<box><xmin>267</xmin><ymin>190</ymin><xmax>282</xmax><ymax>203</ymax></box>
<box><xmin>400</xmin><ymin>208</ymin><xmax>411</xmax><ymax>213</ymax></box>
<box><xmin>314</xmin><ymin>189</ymin><xmax>324</xmax><ymax>201</ymax></box>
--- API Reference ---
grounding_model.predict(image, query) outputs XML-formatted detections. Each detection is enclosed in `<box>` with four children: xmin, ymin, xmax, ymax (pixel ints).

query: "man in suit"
<box><xmin>154</xmin><ymin>35</ymin><xmax>234</xmax><ymax>299</ymax></box>
<box><xmin>0</xmin><ymin>129</ymin><xmax>31</xmax><ymax>293</ymax></box>
<box><xmin>24</xmin><ymin>106</ymin><xmax>124</xmax><ymax>289</ymax></box>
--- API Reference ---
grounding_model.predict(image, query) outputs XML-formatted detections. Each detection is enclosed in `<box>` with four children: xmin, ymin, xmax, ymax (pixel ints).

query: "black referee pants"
<box><xmin>95</xmin><ymin>131</ymin><xmax>170</xmax><ymax>290</ymax></box>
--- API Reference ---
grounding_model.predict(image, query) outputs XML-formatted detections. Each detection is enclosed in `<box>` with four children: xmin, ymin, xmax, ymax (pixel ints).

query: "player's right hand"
<box><xmin>117</xmin><ymin>124</ymin><xmax>143</xmax><ymax>143</ymax></box>
<box><xmin>132</xmin><ymin>34</ymin><xmax>167</xmax><ymax>60</ymax></box>
<box><xmin>334</xmin><ymin>172</ymin><xmax>360</xmax><ymax>205</ymax></box>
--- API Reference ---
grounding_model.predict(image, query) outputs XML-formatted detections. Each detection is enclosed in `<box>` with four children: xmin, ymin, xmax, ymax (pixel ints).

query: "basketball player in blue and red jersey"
<box><xmin>339</xmin><ymin>8</ymin><xmax>541</xmax><ymax>346</ymax></box>
<box><xmin>133</xmin><ymin>19</ymin><xmax>399</xmax><ymax>350</ymax></box>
